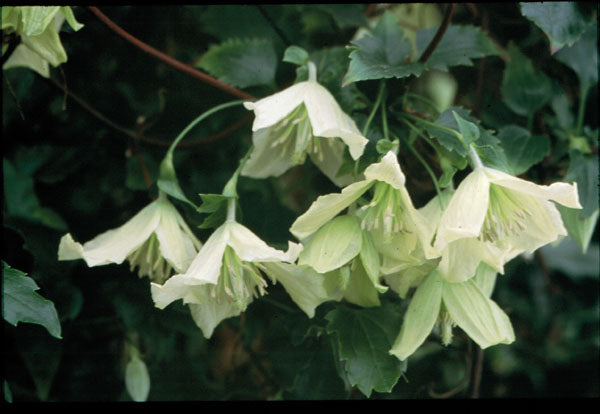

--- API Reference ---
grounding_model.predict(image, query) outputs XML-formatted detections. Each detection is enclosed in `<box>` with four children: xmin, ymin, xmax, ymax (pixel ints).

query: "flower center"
<box><xmin>359</xmin><ymin>182</ymin><xmax>409</xmax><ymax>240</ymax></box>
<box><xmin>127</xmin><ymin>233</ymin><xmax>173</xmax><ymax>284</ymax></box>
<box><xmin>480</xmin><ymin>184</ymin><xmax>532</xmax><ymax>243</ymax></box>
<box><xmin>211</xmin><ymin>246</ymin><xmax>268</xmax><ymax>312</ymax></box>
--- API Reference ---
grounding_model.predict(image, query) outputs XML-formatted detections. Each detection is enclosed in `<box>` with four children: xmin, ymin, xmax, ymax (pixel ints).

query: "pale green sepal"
<box><xmin>308</xmin><ymin>138</ymin><xmax>356</xmax><ymax>187</ymax></box>
<box><xmin>242</xmin><ymin>127</ymin><xmax>298</xmax><ymax>179</ymax></box>
<box><xmin>442</xmin><ymin>278</ymin><xmax>515</xmax><ymax>349</ymax></box>
<box><xmin>182</xmin><ymin>224</ymin><xmax>229</xmax><ymax>285</ymax></box>
<box><xmin>227</xmin><ymin>222</ymin><xmax>301</xmax><ymax>263</ymax></box>
<box><xmin>151</xmin><ymin>277</ymin><xmax>196</xmax><ymax>310</ymax></box>
<box><xmin>437</xmin><ymin>238</ymin><xmax>504</xmax><ymax>283</ymax></box>
<box><xmin>343</xmin><ymin>260</ymin><xmax>381</xmax><ymax>308</ymax></box>
<box><xmin>262</xmin><ymin>262</ymin><xmax>332</xmax><ymax>318</ymax></box>
<box><xmin>558</xmin><ymin>205</ymin><xmax>599</xmax><ymax>253</ymax></box>
<box><xmin>246</xmin><ymin>82</ymin><xmax>309</xmax><ymax>131</ymax></box>
<box><xmin>2</xmin><ymin>7</ymin><xmax>19</xmax><ymax>31</ymax></box>
<box><xmin>290</xmin><ymin>180</ymin><xmax>373</xmax><ymax>240</ymax></box>
<box><xmin>471</xmin><ymin>262</ymin><xmax>497</xmax><ymax>298</ymax></box>
<box><xmin>322</xmin><ymin>267</ymin><xmax>349</xmax><ymax>301</ymax></box>
<box><xmin>58</xmin><ymin>233</ymin><xmax>84</xmax><ymax>261</ymax></box>
<box><xmin>389</xmin><ymin>271</ymin><xmax>443</xmax><ymax>361</ymax></box>
<box><xmin>484</xmin><ymin>167</ymin><xmax>582</xmax><ymax>209</ymax></box>
<box><xmin>21</xmin><ymin>22</ymin><xmax>67</xmax><ymax>67</ymax></box>
<box><xmin>363</xmin><ymin>151</ymin><xmax>406</xmax><ymax>190</ymax></box>
<box><xmin>60</xmin><ymin>7</ymin><xmax>84</xmax><ymax>32</ymax></box>
<box><xmin>20</xmin><ymin>6</ymin><xmax>60</xmax><ymax>36</ymax></box>
<box><xmin>359</xmin><ymin>231</ymin><xmax>387</xmax><ymax>293</ymax></box>
<box><xmin>298</xmin><ymin>215</ymin><xmax>363</xmax><ymax>274</ymax></box>
<box><xmin>188</xmin><ymin>289</ymin><xmax>250</xmax><ymax>339</ymax></box>
<box><xmin>383</xmin><ymin>258</ymin><xmax>439</xmax><ymax>299</ymax></box>
<box><xmin>3</xmin><ymin>44</ymin><xmax>50</xmax><ymax>77</ymax></box>
<box><xmin>435</xmin><ymin>168</ymin><xmax>490</xmax><ymax>250</ymax></box>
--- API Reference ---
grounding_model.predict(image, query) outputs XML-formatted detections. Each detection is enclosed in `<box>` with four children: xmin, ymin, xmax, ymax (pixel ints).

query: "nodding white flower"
<box><xmin>389</xmin><ymin>264</ymin><xmax>514</xmax><ymax>362</ymax></box>
<box><xmin>241</xmin><ymin>62</ymin><xmax>368</xmax><ymax>186</ymax></box>
<box><xmin>150</xmin><ymin>219</ymin><xmax>309</xmax><ymax>338</ymax></box>
<box><xmin>58</xmin><ymin>192</ymin><xmax>201</xmax><ymax>284</ymax></box>
<box><xmin>433</xmin><ymin>155</ymin><xmax>581</xmax><ymax>282</ymax></box>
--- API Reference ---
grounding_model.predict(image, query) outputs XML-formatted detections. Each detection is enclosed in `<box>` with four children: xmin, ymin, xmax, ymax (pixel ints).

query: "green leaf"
<box><xmin>197</xmin><ymin>38</ymin><xmax>277</xmax><ymax>89</ymax></box>
<box><xmin>2</xmin><ymin>261</ymin><xmax>62</xmax><ymax>339</ymax></box>
<box><xmin>283</xmin><ymin>45</ymin><xmax>310</xmax><ymax>66</ymax></box>
<box><xmin>416</xmin><ymin>24</ymin><xmax>499</xmax><ymax>71</ymax></box>
<box><xmin>495</xmin><ymin>124</ymin><xmax>550</xmax><ymax>175</ymax></box>
<box><xmin>558</xmin><ymin>205</ymin><xmax>599</xmax><ymax>254</ymax></box>
<box><xmin>343</xmin><ymin>12</ymin><xmax>422</xmax><ymax>85</ymax></box>
<box><xmin>452</xmin><ymin>110</ymin><xmax>479</xmax><ymax>146</ymax></box>
<box><xmin>501</xmin><ymin>43</ymin><xmax>553</xmax><ymax>117</ymax></box>
<box><xmin>326</xmin><ymin>301</ymin><xmax>406</xmax><ymax>397</ymax></box>
<box><xmin>315</xmin><ymin>4</ymin><xmax>367</xmax><ymax>29</ymax></box>
<box><xmin>344</xmin><ymin>12</ymin><xmax>498</xmax><ymax>85</ymax></box>
<box><xmin>425</xmin><ymin>106</ymin><xmax>489</xmax><ymax>157</ymax></box>
<box><xmin>554</xmin><ymin>21</ymin><xmax>598</xmax><ymax>92</ymax></box>
<box><xmin>565</xmin><ymin>151</ymin><xmax>599</xmax><ymax>218</ymax></box>
<box><xmin>157</xmin><ymin>152</ymin><xmax>196</xmax><ymax>208</ymax></box>
<box><xmin>520</xmin><ymin>2</ymin><xmax>591</xmax><ymax>54</ymax></box>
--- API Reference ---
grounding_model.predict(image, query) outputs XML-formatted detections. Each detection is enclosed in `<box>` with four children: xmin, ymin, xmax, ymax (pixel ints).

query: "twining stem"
<box><xmin>401</xmin><ymin>112</ymin><xmax>464</xmax><ymax>143</ymax></box>
<box><xmin>418</xmin><ymin>3</ymin><xmax>456</xmax><ymax>63</ymax></box>
<box><xmin>575</xmin><ymin>85</ymin><xmax>589</xmax><ymax>136</ymax></box>
<box><xmin>362</xmin><ymin>80</ymin><xmax>386</xmax><ymax>136</ymax></box>
<box><xmin>381</xmin><ymin>84</ymin><xmax>389</xmax><ymax>140</ymax></box>
<box><xmin>87</xmin><ymin>7</ymin><xmax>255</xmax><ymax>101</ymax></box>
<box><xmin>166</xmin><ymin>100</ymin><xmax>245</xmax><ymax>158</ymax></box>
<box><xmin>405</xmin><ymin>134</ymin><xmax>445</xmax><ymax>210</ymax></box>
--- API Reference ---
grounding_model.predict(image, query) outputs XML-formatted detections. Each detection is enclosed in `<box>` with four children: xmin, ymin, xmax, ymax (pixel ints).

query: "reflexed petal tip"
<box><xmin>363</xmin><ymin>151</ymin><xmax>406</xmax><ymax>190</ymax></box>
<box><xmin>58</xmin><ymin>233</ymin><xmax>84</xmax><ymax>261</ymax></box>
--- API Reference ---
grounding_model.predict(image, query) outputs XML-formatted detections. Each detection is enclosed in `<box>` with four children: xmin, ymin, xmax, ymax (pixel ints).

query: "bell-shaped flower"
<box><xmin>58</xmin><ymin>192</ymin><xmax>202</xmax><ymax>284</ymax></box>
<box><xmin>150</xmin><ymin>218</ymin><xmax>332</xmax><ymax>338</ymax></box>
<box><xmin>433</xmin><ymin>157</ymin><xmax>581</xmax><ymax>282</ymax></box>
<box><xmin>389</xmin><ymin>264</ymin><xmax>514</xmax><ymax>362</ymax></box>
<box><xmin>241</xmin><ymin>62</ymin><xmax>368</xmax><ymax>186</ymax></box>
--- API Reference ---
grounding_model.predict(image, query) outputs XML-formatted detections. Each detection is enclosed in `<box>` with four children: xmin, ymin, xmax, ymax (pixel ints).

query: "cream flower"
<box><xmin>58</xmin><ymin>191</ymin><xmax>201</xmax><ymax>284</ymax></box>
<box><xmin>432</xmin><ymin>150</ymin><xmax>581</xmax><ymax>282</ymax></box>
<box><xmin>389</xmin><ymin>265</ymin><xmax>514</xmax><ymax>362</ymax></box>
<box><xmin>150</xmin><ymin>215</ymin><xmax>332</xmax><ymax>338</ymax></box>
<box><xmin>241</xmin><ymin>62</ymin><xmax>368</xmax><ymax>186</ymax></box>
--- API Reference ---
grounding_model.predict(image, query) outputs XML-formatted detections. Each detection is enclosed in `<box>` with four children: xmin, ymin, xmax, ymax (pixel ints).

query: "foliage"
<box><xmin>2</xmin><ymin>4</ymin><xmax>598</xmax><ymax>401</ymax></box>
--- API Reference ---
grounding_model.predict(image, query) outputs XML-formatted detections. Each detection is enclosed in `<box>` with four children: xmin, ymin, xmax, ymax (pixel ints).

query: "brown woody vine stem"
<box><xmin>87</xmin><ymin>6</ymin><xmax>256</xmax><ymax>101</ymax></box>
<box><xmin>418</xmin><ymin>3</ymin><xmax>456</xmax><ymax>64</ymax></box>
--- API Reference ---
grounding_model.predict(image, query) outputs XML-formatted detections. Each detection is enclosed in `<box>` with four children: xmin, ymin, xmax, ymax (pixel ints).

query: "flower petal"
<box><xmin>302</xmin><ymin>82</ymin><xmax>368</xmax><ymax>160</ymax></box>
<box><xmin>442</xmin><ymin>278</ymin><xmax>515</xmax><ymax>349</ymax></box>
<box><xmin>154</xmin><ymin>199</ymin><xmax>200</xmax><ymax>273</ymax></box>
<box><xmin>183</xmin><ymin>224</ymin><xmax>230</xmax><ymax>285</ymax></box>
<box><xmin>262</xmin><ymin>262</ymin><xmax>332</xmax><ymax>318</ymax></box>
<box><xmin>437</xmin><ymin>238</ymin><xmax>506</xmax><ymax>283</ymax></box>
<box><xmin>58</xmin><ymin>233</ymin><xmax>84</xmax><ymax>260</ymax></box>
<box><xmin>188</xmin><ymin>291</ymin><xmax>250</xmax><ymax>339</ymax></box>
<box><xmin>241</xmin><ymin>127</ymin><xmax>299</xmax><ymax>179</ymax></box>
<box><xmin>297</xmin><ymin>215</ymin><xmax>363</xmax><ymax>274</ymax></box>
<box><xmin>363</xmin><ymin>151</ymin><xmax>406</xmax><ymax>190</ymax></box>
<box><xmin>227</xmin><ymin>222</ymin><xmax>300</xmax><ymax>263</ymax></box>
<box><xmin>308</xmin><ymin>138</ymin><xmax>356</xmax><ymax>187</ymax></box>
<box><xmin>246</xmin><ymin>82</ymin><xmax>310</xmax><ymax>131</ymax></box>
<box><xmin>435</xmin><ymin>168</ymin><xmax>490</xmax><ymax>250</ymax></box>
<box><xmin>290</xmin><ymin>180</ymin><xmax>373</xmax><ymax>240</ymax></box>
<box><xmin>389</xmin><ymin>270</ymin><xmax>444</xmax><ymax>361</ymax></box>
<box><xmin>73</xmin><ymin>200</ymin><xmax>162</xmax><ymax>267</ymax></box>
<box><xmin>484</xmin><ymin>167</ymin><xmax>582</xmax><ymax>209</ymax></box>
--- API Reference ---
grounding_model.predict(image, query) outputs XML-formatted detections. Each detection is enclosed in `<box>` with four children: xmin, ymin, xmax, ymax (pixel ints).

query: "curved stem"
<box><xmin>401</xmin><ymin>112</ymin><xmax>464</xmax><ymax>142</ymax></box>
<box><xmin>405</xmin><ymin>137</ymin><xmax>445</xmax><ymax>209</ymax></box>
<box><xmin>362</xmin><ymin>80</ymin><xmax>386</xmax><ymax>136</ymax></box>
<box><xmin>87</xmin><ymin>7</ymin><xmax>255</xmax><ymax>101</ymax></box>
<box><xmin>575</xmin><ymin>85</ymin><xmax>589</xmax><ymax>136</ymax></box>
<box><xmin>167</xmin><ymin>100</ymin><xmax>245</xmax><ymax>157</ymax></box>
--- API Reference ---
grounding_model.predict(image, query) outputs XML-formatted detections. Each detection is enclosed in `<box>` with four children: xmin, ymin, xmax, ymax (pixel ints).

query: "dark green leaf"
<box><xmin>565</xmin><ymin>151</ymin><xmax>599</xmax><ymax>218</ymax></box>
<box><xmin>558</xmin><ymin>205</ymin><xmax>599</xmax><ymax>254</ymax></box>
<box><xmin>315</xmin><ymin>4</ymin><xmax>368</xmax><ymax>29</ymax></box>
<box><xmin>325</xmin><ymin>301</ymin><xmax>406</xmax><ymax>397</ymax></box>
<box><xmin>501</xmin><ymin>43</ymin><xmax>554</xmax><ymax>117</ymax></box>
<box><xmin>495</xmin><ymin>124</ymin><xmax>550</xmax><ymax>175</ymax></box>
<box><xmin>540</xmin><ymin>240</ymin><xmax>599</xmax><ymax>279</ymax></box>
<box><xmin>425</xmin><ymin>106</ymin><xmax>488</xmax><ymax>157</ymax></box>
<box><xmin>197</xmin><ymin>38</ymin><xmax>277</xmax><ymax>88</ymax></box>
<box><xmin>520</xmin><ymin>2</ymin><xmax>591</xmax><ymax>54</ymax></box>
<box><xmin>416</xmin><ymin>25</ymin><xmax>499</xmax><ymax>71</ymax></box>
<box><xmin>554</xmin><ymin>21</ymin><xmax>598</xmax><ymax>92</ymax></box>
<box><xmin>283</xmin><ymin>45</ymin><xmax>309</xmax><ymax>66</ymax></box>
<box><xmin>2</xmin><ymin>261</ymin><xmax>62</xmax><ymax>339</ymax></box>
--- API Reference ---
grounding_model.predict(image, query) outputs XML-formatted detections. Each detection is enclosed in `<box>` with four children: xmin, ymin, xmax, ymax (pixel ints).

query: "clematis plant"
<box><xmin>432</xmin><ymin>145</ymin><xmax>582</xmax><ymax>282</ymax></box>
<box><xmin>290</xmin><ymin>151</ymin><xmax>438</xmax><ymax>306</ymax></box>
<box><xmin>58</xmin><ymin>191</ymin><xmax>202</xmax><ymax>284</ymax></box>
<box><xmin>241</xmin><ymin>61</ymin><xmax>369</xmax><ymax>186</ymax></box>
<box><xmin>150</xmin><ymin>197</ymin><xmax>332</xmax><ymax>338</ymax></box>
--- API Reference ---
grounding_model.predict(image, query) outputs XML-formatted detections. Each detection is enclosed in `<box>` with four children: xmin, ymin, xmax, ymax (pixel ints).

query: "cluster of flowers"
<box><xmin>58</xmin><ymin>63</ymin><xmax>581</xmax><ymax>360</ymax></box>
